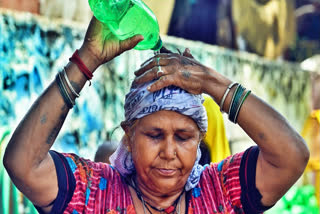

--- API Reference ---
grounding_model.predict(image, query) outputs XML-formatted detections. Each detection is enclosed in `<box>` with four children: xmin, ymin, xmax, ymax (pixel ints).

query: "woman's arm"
<box><xmin>134</xmin><ymin>51</ymin><xmax>309</xmax><ymax>207</ymax></box>
<box><xmin>212</xmin><ymin>82</ymin><xmax>309</xmax><ymax>206</ymax></box>
<box><xmin>3</xmin><ymin>17</ymin><xmax>143</xmax><ymax>212</ymax></box>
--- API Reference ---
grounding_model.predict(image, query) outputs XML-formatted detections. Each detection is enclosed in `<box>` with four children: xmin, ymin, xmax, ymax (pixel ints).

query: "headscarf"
<box><xmin>110</xmin><ymin>79</ymin><xmax>208</xmax><ymax>191</ymax></box>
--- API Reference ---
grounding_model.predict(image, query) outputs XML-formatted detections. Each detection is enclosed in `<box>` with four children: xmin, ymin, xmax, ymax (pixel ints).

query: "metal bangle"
<box><xmin>219</xmin><ymin>82</ymin><xmax>238</xmax><ymax>112</ymax></box>
<box><xmin>59</xmin><ymin>72</ymin><xmax>75</xmax><ymax>106</ymax></box>
<box><xmin>62</xmin><ymin>68</ymin><xmax>80</xmax><ymax>97</ymax></box>
<box><xmin>56</xmin><ymin>73</ymin><xmax>74</xmax><ymax>108</ymax></box>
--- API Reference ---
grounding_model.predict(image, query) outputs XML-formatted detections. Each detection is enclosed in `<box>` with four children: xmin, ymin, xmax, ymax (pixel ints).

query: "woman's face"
<box><xmin>128</xmin><ymin>110</ymin><xmax>200</xmax><ymax>195</ymax></box>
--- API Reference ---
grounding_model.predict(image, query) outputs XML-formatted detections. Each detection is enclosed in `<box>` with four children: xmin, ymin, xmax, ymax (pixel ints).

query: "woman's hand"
<box><xmin>134</xmin><ymin>49</ymin><xmax>230</xmax><ymax>97</ymax></box>
<box><xmin>80</xmin><ymin>17</ymin><xmax>144</xmax><ymax>68</ymax></box>
<box><xmin>134</xmin><ymin>49</ymin><xmax>206</xmax><ymax>94</ymax></box>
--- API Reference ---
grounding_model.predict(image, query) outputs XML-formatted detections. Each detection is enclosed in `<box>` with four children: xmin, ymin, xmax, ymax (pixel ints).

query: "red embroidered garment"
<box><xmin>41</xmin><ymin>146</ymin><xmax>270</xmax><ymax>214</ymax></box>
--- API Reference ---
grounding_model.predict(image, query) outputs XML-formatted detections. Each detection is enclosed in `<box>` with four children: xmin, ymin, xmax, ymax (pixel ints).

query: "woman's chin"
<box><xmin>148</xmin><ymin>176</ymin><xmax>186</xmax><ymax>195</ymax></box>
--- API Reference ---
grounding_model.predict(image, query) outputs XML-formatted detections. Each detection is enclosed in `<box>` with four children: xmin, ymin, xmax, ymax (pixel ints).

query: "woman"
<box><xmin>3</xmin><ymin>17</ymin><xmax>309</xmax><ymax>213</ymax></box>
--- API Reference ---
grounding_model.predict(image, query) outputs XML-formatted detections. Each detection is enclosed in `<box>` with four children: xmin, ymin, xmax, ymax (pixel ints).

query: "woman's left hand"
<box><xmin>80</xmin><ymin>17</ymin><xmax>143</xmax><ymax>70</ymax></box>
<box><xmin>134</xmin><ymin>49</ymin><xmax>216</xmax><ymax>95</ymax></box>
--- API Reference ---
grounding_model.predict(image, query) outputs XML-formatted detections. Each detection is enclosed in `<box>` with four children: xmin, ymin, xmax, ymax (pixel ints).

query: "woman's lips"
<box><xmin>156</xmin><ymin>168</ymin><xmax>176</xmax><ymax>176</ymax></box>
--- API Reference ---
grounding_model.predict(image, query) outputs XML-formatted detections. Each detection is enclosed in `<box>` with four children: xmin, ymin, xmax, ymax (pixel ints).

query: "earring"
<box><xmin>127</xmin><ymin>146</ymin><xmax>131</xmax><ymax>152</ymax></box>
<box><xmin>174</xmin><ymin>151</ymin><xmax>177</xmax><ymax>156</ymax></box>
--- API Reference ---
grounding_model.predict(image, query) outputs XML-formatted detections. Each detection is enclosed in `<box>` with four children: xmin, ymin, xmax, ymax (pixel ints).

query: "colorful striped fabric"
<box><xmin>45</xmin><ymin>146</ymin><xmax>267</xmax><ymax>214</ymax></box>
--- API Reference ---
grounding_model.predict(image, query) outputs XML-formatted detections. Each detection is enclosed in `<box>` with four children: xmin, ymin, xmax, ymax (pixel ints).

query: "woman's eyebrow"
<box><xmin>175</xmin><ymin>127</ymin><xmax>197</xmax><ymax>133</ymax></box>
<box><xmin>143</xmin><ymin>127</ymin><xmax>162</xmax><ymax>132</ymax></box>
<box><xmin>142</xmin><ymin>126</ymin><xmax>197</xmax><ymax>133</ymax></box>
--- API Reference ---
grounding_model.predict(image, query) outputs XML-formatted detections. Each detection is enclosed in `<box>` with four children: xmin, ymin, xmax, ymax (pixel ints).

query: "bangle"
<box><xmin>62</xmin><ymin>68</ymin><xmax>80</xmax><ymax>97</ymax></box>
<box><xmin>228</xmin><ymin>84</ymin><xmax>245</xmax><ymax>123</ymax></box>
<box><xmin>56</xmin><ymin>73</ymin><xmax>74</xmax><ymax>108</ymax></box>
<box><xmin>219</xmin><ymin>82</ymin><xmax>238</xmax><ymax>112</ymax></box>
<box><xmin>234</xmin><ymin>90</ymin><xmax>251</xmax><ymax>123</ymax></box>
<box><xmin>57</xmin><ymin>72</ymin><xmax>75</xmax><ymax>107</ymax></box>
<box><xmin>69</xmin><ymin>49</ymin><xmax>93</xmax><ymax>84</ymax></box>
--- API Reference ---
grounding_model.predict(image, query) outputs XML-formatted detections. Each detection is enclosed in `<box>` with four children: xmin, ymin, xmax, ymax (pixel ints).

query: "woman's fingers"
<box><xmin>139</xmin><ymin>51</ymin><xmax>175</xmax><ymax>68</ymax></box>
<box><xmin>134</xmin><ymin>52</ymin><xmax>206</xmax><ymax>94</ymax></box>
<box><xmin>183</xmin><ymin>48</ymin><xmax>194</xmax><ymax>58</ymax></box>
<box><xmin>134</xmin><ymin>66</ymin><xmax>164</xmax><ymax>84</ymax></box>
<box><xmin>147</xmin><ymin>75</ymin><xmax>176</xmax><ymax>92</ymax></box>
<box><xmin>135</xmin><ymin>57</ymin><xmax>158</xmax><ymax>76</ymax></box>
<box><xmin>135</xmin><ymin>54</ymin><xmax>173</xmax><ymax>76</ymax></box>
<box><xmin>159</xmin><ymin>46</ymin><xmax>173</xmax><ymax>54</ymax></box>
<box><xmin>120</xmin><ymin>35</ymin><xmax>144</xmax><ymax>53</ymax></box>
<box><xmin>140</xmin><ymin>53</ymin><xmax>170</xmax><ymax>68</ymax></box>
<box><xmin>147</xmin><ymin>74</ymin><xmax>202</xmax><ymax>94</ymax></box>
<box><xmin>81</xmin><ymin>17</ymin><xmax>144</xmax><ymax>65</ymax></box>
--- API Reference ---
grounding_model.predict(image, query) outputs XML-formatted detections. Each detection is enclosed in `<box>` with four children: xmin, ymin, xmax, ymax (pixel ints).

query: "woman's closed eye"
<box><xmin>174</xmin><ymin>134</ymin><xmax>191</xmax><ymax>142</ymax></box>
<box><xmin>146</xmin><ymin>132</ymin><xmax>163</xmax><ymax>140</ymax></box>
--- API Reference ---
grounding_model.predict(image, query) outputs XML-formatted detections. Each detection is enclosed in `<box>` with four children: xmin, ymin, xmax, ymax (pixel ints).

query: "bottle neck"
<box><xmin>151</xmin><ymin>37</ymin><xmax>163</xmax><ymax>51</ymax></box>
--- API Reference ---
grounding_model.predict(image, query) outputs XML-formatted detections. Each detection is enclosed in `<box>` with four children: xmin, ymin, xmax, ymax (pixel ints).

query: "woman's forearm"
<box><xmin>3</xmin><ymin>48</ymin><xmax>98</xmax><ymax>178</ymax></box>
<box><xmin>236</xmin><ymin>94</ymin><xmax>308</xmax><ymax>167</ymax></box>
<box><xmin>3</xmin><ymin>17</ymin><xmax>142</xmax><ymax>208</ymax></box>
<box><xmin>204</xmin><ymin>68</ymin><xmax>309</xmax><ymax>168</ymax></box>
<box><xmin>204</xmin><ymin>70</ymin><xmax>309</xmax><ymax>205</ymax></box>
<box><xmin>217</xmin><ymin>83</ymin><xmax>308</xmax><ymax>168</ymax></box>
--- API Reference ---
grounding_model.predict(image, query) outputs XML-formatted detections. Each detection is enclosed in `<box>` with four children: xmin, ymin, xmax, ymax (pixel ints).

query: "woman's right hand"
<box><xmin>80</xmin><ymin>17</ymin><xmax>144</xmax><ymax>68</ymax></box>
<box><xmin>134</xmin><ymin>50</ymin><xmax>231</xmax><ymax>100</ymax></box>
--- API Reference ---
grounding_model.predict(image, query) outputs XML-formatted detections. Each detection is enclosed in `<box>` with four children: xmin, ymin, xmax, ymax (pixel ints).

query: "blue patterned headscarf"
<box><xmin>110</xmin><ymin>79</ymin><xmax>208</xmax><ymax>191</ymax></box>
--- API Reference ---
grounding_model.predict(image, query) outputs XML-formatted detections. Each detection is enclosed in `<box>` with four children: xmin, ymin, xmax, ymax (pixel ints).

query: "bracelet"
<box><xmin>69</xmin><ymin>49</ymin><xmax>93</xmax><ymax>84</ymax></box>
<box><xmin>62</xmin><ymin>68</ymin><xmax>80</xmax><ymax>97</ymax></box>
<box><xmin>219</xmin><ymin>82</ymin><xmax>238</xmax><ymax>112</ymax></box>
<box><xmin>57</xmin><ymin>72</ymin><xmax>75</xmax><ymax>107</ymax></box>
<box><xmin>234</xmin><ymin>90</ymin><xmax>251</xmax><ymax>123</ymax></box>
<box><xmin>56</xmin><ymin>73</ymin><xmax>74</xmax><ymax>108</ymax></box>
<box><xmin>228</xmin><ymin>84</ymin><xmax>245</xmax><ymax>123</ymax></box>
<box><xmin>227</xmin><ymin>84</ymin><xmax>240</xmax><ymax>120</ymax></box>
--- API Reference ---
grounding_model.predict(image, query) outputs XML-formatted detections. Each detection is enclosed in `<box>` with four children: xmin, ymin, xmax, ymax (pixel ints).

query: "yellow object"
<box><xmin>301</xmin><ymin>110</ymin><xmax>320</xmax><ymax>206</ymax></box>
<box><xmin>232</xmin><ymin>0</ymin><xmax>295</xmax><ymax>59</ymax></box>
<box><xmin>143</xmin><ymin>0</ymin><xmax>175</xmax><ymax>35</ymax></box>
<box><xmin>203</xmin><ymin>96</ymin><xmax>231</xmax><ymax>163</ymax></box>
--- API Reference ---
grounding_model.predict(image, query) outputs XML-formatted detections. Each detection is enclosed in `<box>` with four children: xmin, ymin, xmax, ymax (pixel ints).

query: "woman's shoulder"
<box><xmin>202</xmin><ymin>150</ymin><xmax>245</xmax><ymax>176</ymax></box>
<box><xmin>61</xmin><ymin>152</ymin><xmax>121</xmax><ymax>180</ymax></box>
<box><xmin>51</xmin><ymin>151</ymin><xmax>133</xmax><ymax>213</ymax></box>
<box><xmin>189</xmin><ymin>151</ymin><xmax>249</xmax><ymax>213</ymax></box>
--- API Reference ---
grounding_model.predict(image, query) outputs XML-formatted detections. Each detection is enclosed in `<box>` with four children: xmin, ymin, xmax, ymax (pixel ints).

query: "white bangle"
<box><xmin>62</xmin><ymin>68</ymin><xmax>80</xmax><ymax>97</ymax></box>
<box><xmin>219</xmin><ymin>82</ymin><xmax>238</xmax><ymax>112</ymax></box>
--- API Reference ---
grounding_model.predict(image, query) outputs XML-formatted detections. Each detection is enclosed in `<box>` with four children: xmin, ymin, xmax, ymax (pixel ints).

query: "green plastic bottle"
<box><xmin>88</xmin><ymin>0</ymin><xmax>162</xmax><ymax>51</ymax></box>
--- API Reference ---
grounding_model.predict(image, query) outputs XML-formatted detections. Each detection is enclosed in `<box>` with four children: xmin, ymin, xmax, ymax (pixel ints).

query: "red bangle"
<box><xmin>69</xmin><ymin>50</ymin><xmax>93</xmax><ymax>80</ymax></box>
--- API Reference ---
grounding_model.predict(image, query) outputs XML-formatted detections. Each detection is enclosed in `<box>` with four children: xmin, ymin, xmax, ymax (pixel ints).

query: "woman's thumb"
<box><xmin>120</xmin><ymin>35</ymin><xmax>144</xmax><ymax>51</ymax></box>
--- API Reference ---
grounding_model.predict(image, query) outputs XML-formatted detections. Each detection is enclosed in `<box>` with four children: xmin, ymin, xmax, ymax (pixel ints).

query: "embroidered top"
<box><xmin>37</xmin><ymin>146</ymin><xmax>271</xmax><ymax>214</ymax></box>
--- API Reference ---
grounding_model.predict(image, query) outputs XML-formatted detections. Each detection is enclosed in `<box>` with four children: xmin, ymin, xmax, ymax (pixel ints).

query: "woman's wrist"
<box><xmin>77</xmin><ymin>45</ymin><xmax>103</xmax><ymax>73</ymax></box>
<box><xmin>203</xmin><ymin>68</ymin><xmax>232</xmax><ymax>103</ymax></box>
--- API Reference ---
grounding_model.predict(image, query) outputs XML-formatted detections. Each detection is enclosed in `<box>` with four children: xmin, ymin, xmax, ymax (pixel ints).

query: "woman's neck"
<box><xmin>131</xmin><ymin>175</ymin><xmax>185</xmax><ymax>211</ymax></box>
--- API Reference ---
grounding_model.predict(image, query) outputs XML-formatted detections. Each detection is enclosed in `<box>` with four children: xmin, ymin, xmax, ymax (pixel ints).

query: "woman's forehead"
<box><xmin>138</xmin><ymin>110</ymin><xmax>199</xmax><ymax>130</ymax></box>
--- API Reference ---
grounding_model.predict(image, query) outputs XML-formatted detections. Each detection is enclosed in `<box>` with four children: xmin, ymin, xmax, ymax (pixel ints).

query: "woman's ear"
<box><xmin>121</xmin><ymin>135</ymin><xmax>132</xmax><ymax>152</ymax></box>
<box><xmin>120</xmin><ymin>119</ymin><xmax>138</xmax><ymax>152</ymax></box>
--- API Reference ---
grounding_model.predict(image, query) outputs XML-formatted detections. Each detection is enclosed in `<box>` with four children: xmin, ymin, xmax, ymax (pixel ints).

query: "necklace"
<box><xmin>141</xmin><ymin>193</ymin><xmax>182</xmax><ymax>214</ymax></box>
<box><xmin>129</xmin><ymin>177</ymin><xmax>184</xmax><ymax>214</ymax></box>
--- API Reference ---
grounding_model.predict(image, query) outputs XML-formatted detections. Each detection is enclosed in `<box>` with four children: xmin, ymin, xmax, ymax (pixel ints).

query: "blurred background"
<box><xmin>0</xmin><ymin>0</ymin><xmax>319</xmax><ymax>213</ymax></box>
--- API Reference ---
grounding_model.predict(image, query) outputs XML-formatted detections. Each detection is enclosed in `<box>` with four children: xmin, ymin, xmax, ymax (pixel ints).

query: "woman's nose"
<box><xmin>159</xmin><ymin>137</ymin><xmax>177</xmax><ymax>160</ymax></box>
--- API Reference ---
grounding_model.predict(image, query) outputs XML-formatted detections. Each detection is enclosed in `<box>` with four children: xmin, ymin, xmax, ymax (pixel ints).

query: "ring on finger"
<box><xmin>156</xmin><ymin>66</ymin><xmax>164</xmax><ymax>78</ymax></box>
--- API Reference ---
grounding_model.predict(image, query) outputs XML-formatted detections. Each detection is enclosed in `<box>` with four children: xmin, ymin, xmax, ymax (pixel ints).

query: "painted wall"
<box><xmin>0</xmin><ymin>8</ymin><xmax>314</xmax><ymax>214</ymax></box>
<box><xmin>0</xmin><ymin>9</ymin><xmax>312</xmax><ymax>158</ymax></box>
